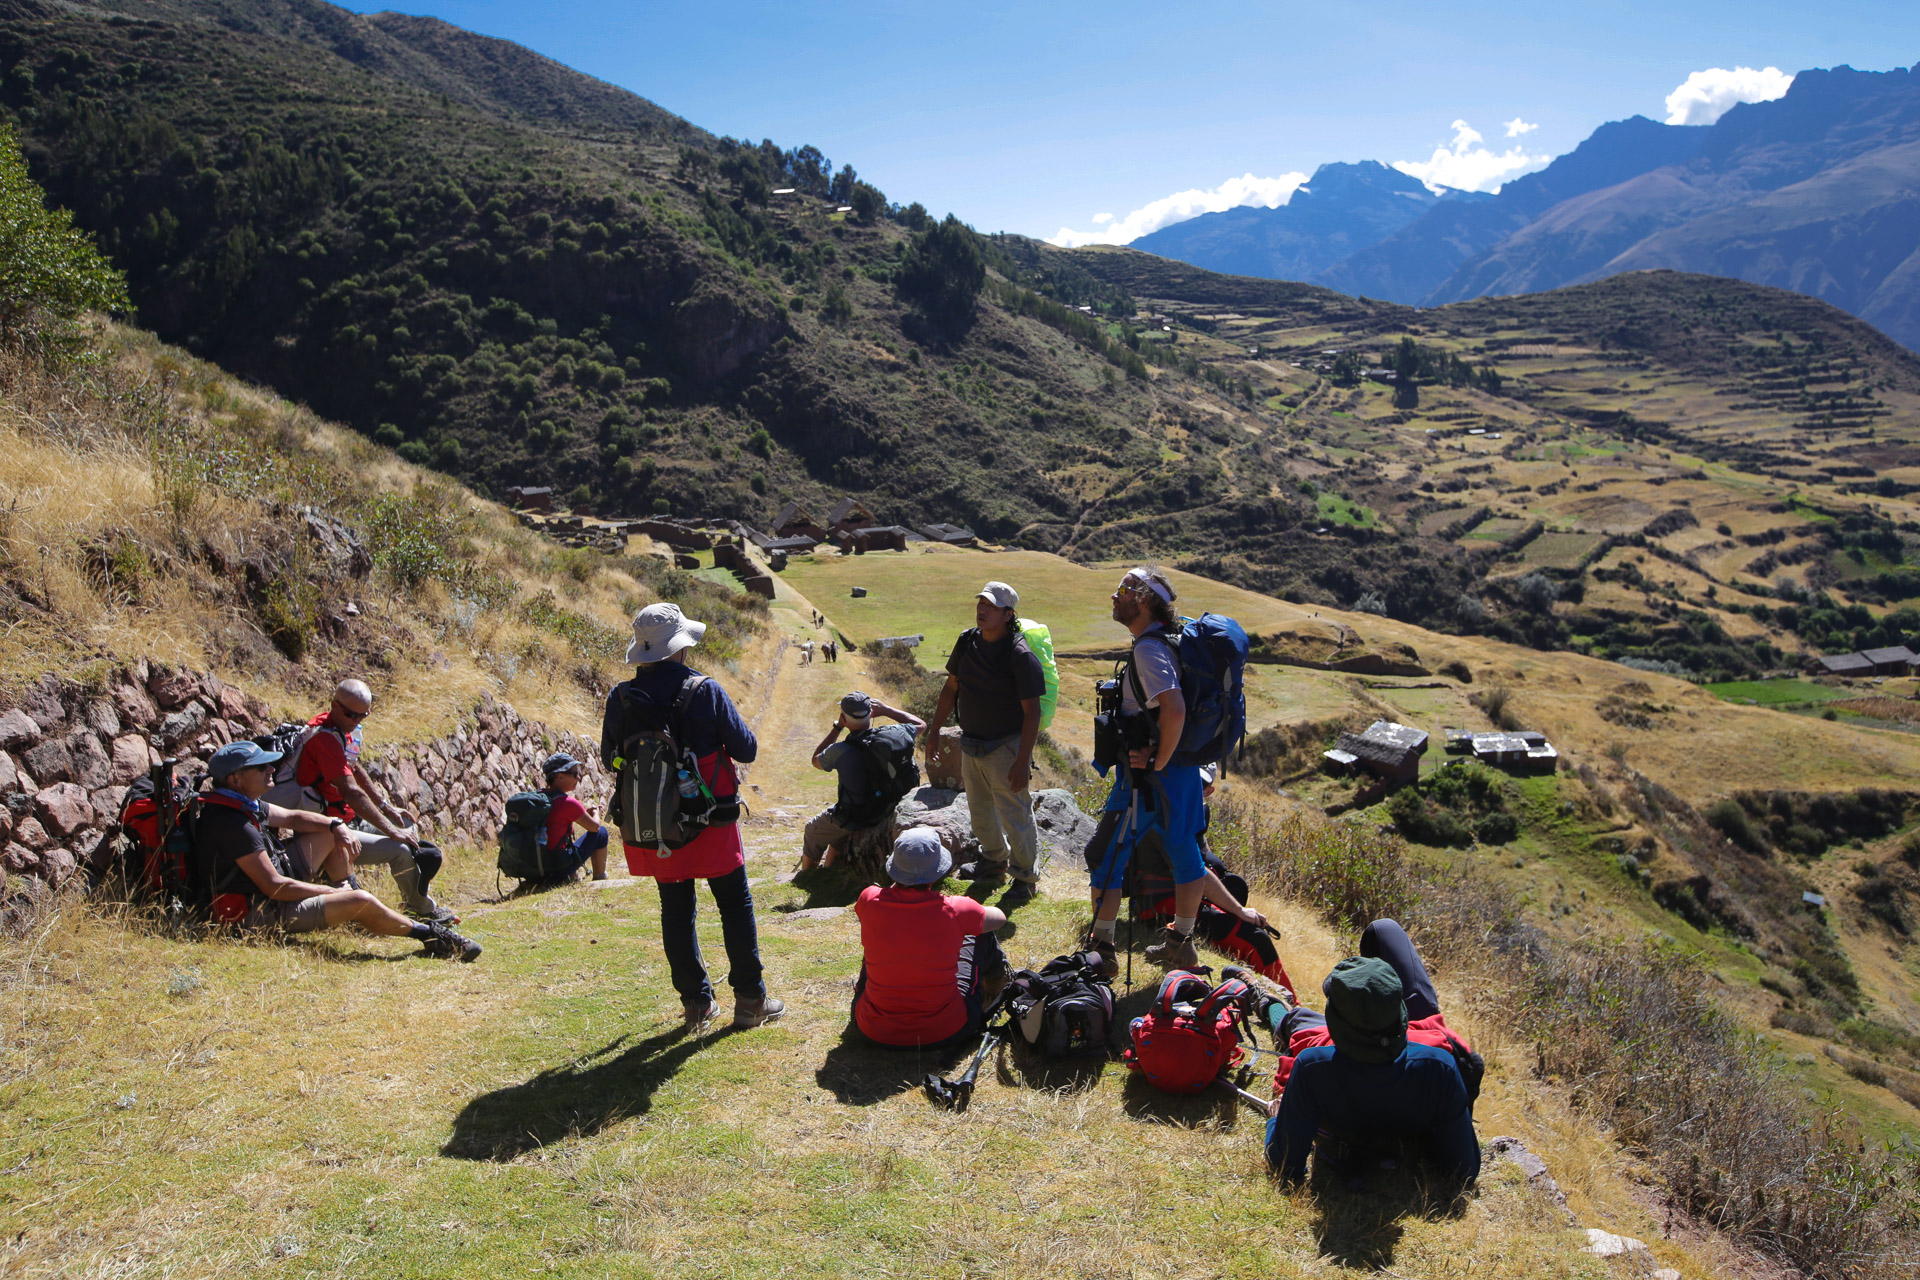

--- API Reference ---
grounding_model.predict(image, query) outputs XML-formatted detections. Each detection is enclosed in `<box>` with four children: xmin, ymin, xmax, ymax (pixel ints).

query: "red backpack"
<box><xmin>1123</xmin><ymin>970</ymin><xmax>1251</xmax><ymax>1094</ymax></box>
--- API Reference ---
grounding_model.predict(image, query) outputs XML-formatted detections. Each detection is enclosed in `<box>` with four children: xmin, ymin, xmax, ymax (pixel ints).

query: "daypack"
<box><xmin>1004</xmin><ymin>952</ymin><xmax>1116</xmax><ymax>1057</ymax></box>
<box><xmin>258</xmin><ymin>721</ymin><xmax>328</xmax><ymax>811</ymax></box>
<box><xmin>1127</xmin><ymin>613</ymin><xmax>1250</xmax><ymax>768</ymax></box>
<box><xmin>117</xmin><ymin>764</ymin><xmax>204</xmax><ymax>909</ymax></box>
<box><xmin>613</xmin><ymin>670</ymin><xmax>734</xmax><ymax>853</ymax></box>
<box><xmin>1016</xmin><ymin>619</ymin><xmax>1061</xmax><ymax>731</ymax></box>
<box><xmin>1123</xmin><ymin>969</ymin><xmax>1251</xmax><ymax>1094</ymax></box>
<box><xmin>838</xmin><ymin>723</ymin><xmax>920</xmax><ymax>828</ymax></box>
<box><xmin>497</xmin><ymin>790</ymin><xmax>555</xmax><ymax>882</ymax></box>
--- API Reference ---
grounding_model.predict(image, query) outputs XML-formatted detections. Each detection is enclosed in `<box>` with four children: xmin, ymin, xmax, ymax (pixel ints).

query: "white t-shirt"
<box><xmin>1121</xmin><ymin>627</ymin><xmax>1181</xmax><ymax>714</ymax></box>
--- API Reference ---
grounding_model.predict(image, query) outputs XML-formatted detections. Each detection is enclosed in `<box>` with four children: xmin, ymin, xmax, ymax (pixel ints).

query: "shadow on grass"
<box><xmin>1119</xmin><ymin>1070</ymin><xmax>1240</xmax><ymax>1128</ymax></box>
<box><xmin>442</xmin><ymin>1025</ymin><xmax>741</xmax><ymax>1160</ymax></box>
<box><xmin>997</xmin><ymin>1046</ymin><xmax>1107</xmax><ymax>1095</ymax></box>
<box><xmin>783</xmin><ymin>866</ymin><xmax>869</xmax><ymax>911</ymax></box>
<box><xmin>815</xmin><ymin>1021</ymin><xmax>971</xmax><ymax>1106</ymax></box>
<box><xmin>1305</xmin><ymin>1155</ymin><xmax>1472</xmax><ymax>1270</ymax></box>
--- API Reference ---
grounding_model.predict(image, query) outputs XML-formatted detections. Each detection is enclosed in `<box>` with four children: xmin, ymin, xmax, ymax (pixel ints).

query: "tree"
<box><xmin>0</xmin><ymin>127</ymin><xmax>129</xmax><ymax>359</ymax></box>
<box><xmin>821</xmin><ymin>282</ymin><xmax>853</xmax><ymax>324</ymax></box>
<box><xmin>829</xmin><ymin>164</ymin><xmax>857</xmax><ymax>204</ymax></box>
<box><xmin>895</xmin><ymin>216</ymin><xmax>985</xmax><ymax>334</ymax></box>
<box><xmin>848</xmin><ymin>181</ymin><xmax>885</xmax><ymax>224</ymax></box>
<box><xmin>899</xmin><ymin>202</ymin><xmax>931</xmax><ymax>231</ymax></box>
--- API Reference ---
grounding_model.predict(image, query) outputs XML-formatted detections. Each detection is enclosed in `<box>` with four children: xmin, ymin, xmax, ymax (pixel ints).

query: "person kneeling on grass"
<box><xmin>534</xmin><ymin>752</ymin><xmax>610</xmax><ymax>884</ymax></box>
<box><xmin>851</xmin><ymin>828</ymin><xmax>1010</xmax><ymax>1048</ymax></box>
<box><xmin>201</xmin><ymin>741</ymin><xmax>481</xmax><ymax>961</ymax></box>
<box><xmin>1254</xmin><ymin>919</ymin><xmax>1479</xmax><ymax>1187</ymax></box>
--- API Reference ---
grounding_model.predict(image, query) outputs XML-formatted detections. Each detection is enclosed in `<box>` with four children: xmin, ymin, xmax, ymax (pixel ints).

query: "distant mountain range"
<box><xmin>1129</xmin><ymin>63</ymin><xmax>1920</xmax><ymax>351</ymax></box>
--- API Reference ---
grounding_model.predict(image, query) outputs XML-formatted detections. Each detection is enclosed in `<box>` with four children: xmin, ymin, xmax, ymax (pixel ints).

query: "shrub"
<box><xmin>1438</xmin><ymin>658</ymin><xmax>1472</xmax><ymax>683</ymax></box>
<box><xmin>0</xmin><ymin>126</ymin><xmax>129</xmax><ymax>361</ymax></box>
<box><xmin>1705</xmin><ymin>798</ymin><xmax>1767</xmax><ymax>853</ymax></box>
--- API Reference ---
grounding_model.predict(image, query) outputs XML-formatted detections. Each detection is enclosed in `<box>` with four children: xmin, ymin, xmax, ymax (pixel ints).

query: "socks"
<box><xmin>408</xmin><ymin>923</ymin><xmax>434</xmax><ymax>941</ymax></box>
<box><xmin>1091</xmin><ymin>917</ymin><xmax>1117</xmax><ymax>943</ymax></box>
<box><xmin>1172</xmin><ymin>915</ymin><xmax>1197</xmax><ymax>938</ymax></box>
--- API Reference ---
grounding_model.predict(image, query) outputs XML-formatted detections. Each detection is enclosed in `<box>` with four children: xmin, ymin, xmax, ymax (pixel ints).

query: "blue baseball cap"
<box><xmin>209</xmin><ymin>740</ymin><xmax>283</xmax><ymax>781</ymax></box>
<box><xmin>543</xmin><ymin>752</ymin><xmax>584</xmax><ymax>778</ymax></box>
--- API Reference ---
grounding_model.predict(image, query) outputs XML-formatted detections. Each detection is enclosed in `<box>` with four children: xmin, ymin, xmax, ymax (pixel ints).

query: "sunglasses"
<box><xmin>332</xmin><ymin>703</ymin><xmax>370</xmax><ymax>721</ymax></box>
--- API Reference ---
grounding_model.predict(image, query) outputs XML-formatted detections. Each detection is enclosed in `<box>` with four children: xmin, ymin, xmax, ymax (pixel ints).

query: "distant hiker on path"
<box><xmin>801</xmin><ymin>639</ymin><xmax>816</xmax><ymax>665</ymax></box>
<box><xmin>849</xmin><ymin>828</ymin><xmax>1009</xmax><ymax>1048</ymax></box>
<box><xmin>1082</xmin><ymin>568</ymin><xmax>1205</xmax><ymax>976</ymax></box>
<box><xmin>202</xmin><ymin>741</ymin><xmax>481</xmax><ymax>960</ymax></box>
<box><xmin>601</xmin><ymin>604</ymin><xmax>782</xmax><ymax>1032</ymax></box>
<box><xmin>824</xmin><ymin>640</ymin><xmax>838</xmax><ymax>664</ymax></box>
<box><xmin>276</xmin><ymin>678</ymin><xmax>454</xmax><ymax>925</ymax></box>
<box><xmin>798</xmin><ymin>690</ymin><xmax>925</xmax><ymax>872</ymax></box>
<box><xmin>924</xmin><ymin>581</ymin><xmax>1044</xmax><ymax>907</ymax></box>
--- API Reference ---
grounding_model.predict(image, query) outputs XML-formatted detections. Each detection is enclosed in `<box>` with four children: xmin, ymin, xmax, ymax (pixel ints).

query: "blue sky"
<box><xmin>337</xmin><ymin>1</ymin><xmax>1920</xmax><ymax>243</ymax></box>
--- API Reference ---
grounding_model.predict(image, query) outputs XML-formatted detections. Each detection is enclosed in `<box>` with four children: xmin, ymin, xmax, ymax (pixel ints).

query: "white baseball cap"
<box><xmin>977</xmin><ymin>581</ymin><xmax>1018</xmax><ymax>609</ymax></box>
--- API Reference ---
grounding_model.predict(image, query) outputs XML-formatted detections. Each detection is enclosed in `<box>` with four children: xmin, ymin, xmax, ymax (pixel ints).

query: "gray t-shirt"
<box><xmin>1121</xmin><ymin>627</ymin><xmax>1181</xmax><ymax>715</ymax></box>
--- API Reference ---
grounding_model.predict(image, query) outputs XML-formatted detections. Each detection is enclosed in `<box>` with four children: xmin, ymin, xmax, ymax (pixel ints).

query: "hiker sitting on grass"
<box><xmin>535</xmin><ymin>752</ymin><xmax>610</xmax><ymax>883</ymax></box>
<box><xmin>797</xmin><ymin>691</ymin><xmax>925</xmax><ymax>872</ymax></box>
<box><xmin>1256</xmin><ymin>919</ymin><xmax>1480</xmax><ymax>1187</ymax></box>
<box><xmin>201</xmin><ymin>741</ymin><xmax>481</xmax><ymax>961</ymax></box>
<box><xmin>850</xmin><ymin>827</ymin><xmax>1009</xmax><ymax>1048</ymax></box>
<box><xmin>1128</xmin><ymin>764</ymin><xmax>1292</xmax><ymax>990</ymax></box>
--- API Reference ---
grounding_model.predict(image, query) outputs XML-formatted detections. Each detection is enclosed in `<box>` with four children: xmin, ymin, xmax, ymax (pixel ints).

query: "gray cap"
<box><xmin>542</xmin><ymin>752</ymin><xmax>583</xmax><ymax>779</ymax></box>
<box><xmin>626</xmin><ymin>602</ymin><xmax>706</xmax><ymax>664</ymax></box>
<box><xmin>886</xmin><ymin>826</ymin><xmax>953</xmax><ymax>886</ymax></box>
<box><xmin>840</xmin><ymin>690</ymin><xmax>873</xmax><ymax>721</ymax></box>
<box><xmin>977</xmin><ymin>580</ymin><xmax>1018</xmax><ymax>609</ymax></box>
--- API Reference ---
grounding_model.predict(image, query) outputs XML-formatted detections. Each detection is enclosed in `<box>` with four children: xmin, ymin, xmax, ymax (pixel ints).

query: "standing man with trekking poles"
<box><xmin>924</xmin><ymin>581</ymin><xmax>1047</xmax><ymax>908</ymax></box>
<box><xmin>1083</xmin><ymin>568</ymin><xmax>1212</xmax><ymax>977</ymax></box>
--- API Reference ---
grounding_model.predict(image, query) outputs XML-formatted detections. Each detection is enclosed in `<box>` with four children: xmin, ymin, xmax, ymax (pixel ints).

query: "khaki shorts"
<box><xmin>245</xmin><ymin>895</ymin><xmax>331</xmax><ymax>934</ymax></box>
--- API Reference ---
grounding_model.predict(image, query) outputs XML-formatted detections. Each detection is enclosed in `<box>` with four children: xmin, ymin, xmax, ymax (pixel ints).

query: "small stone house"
<box><xmin>772</xmin><ymin>501</ymin><xmax>827</xmax><ymax>542</ymax></box>
<box><xmin>918</xmin><ymin>522</ymin><xmax>977</xmax><ymax>546</ymax></box>
<box><xmin>1324</xmin><ymin>720</ymin><xmax>1429</xmax><ymax>783</ymax></box>
<box><xmin>827</xmin><ymin>496</ymin><xmax>877</xmax><ymax>535</ymax></box>
<box><xmin>504</xmin><ymin>485</ymin><xmax>553</xmax><ymax>512</ymax></box>
<box><xmin>1861</xmin><ymin>646</ymin><xmax>1917</xmax><ymax>676</ymax></box>
<box><xmin>1816</xmin><ymin>652</ymin><xmax>1874</xmax><ymax>677</ymax></box>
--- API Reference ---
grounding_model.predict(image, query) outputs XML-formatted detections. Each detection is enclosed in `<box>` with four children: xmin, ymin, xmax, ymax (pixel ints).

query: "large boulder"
<box><xmin>35</xmin><ymin>783</ymin><xmax>93</xmax><ymax>839</ymax></box>
<box><xmin>0</xmin><ymin>709</ymin><xmax>38</xmax><ymax>750</ymax></box>
<box><xmin>1032</xmin><ymin>788</ymin><xmax>1099</xmax><ymax>868</ymax></box>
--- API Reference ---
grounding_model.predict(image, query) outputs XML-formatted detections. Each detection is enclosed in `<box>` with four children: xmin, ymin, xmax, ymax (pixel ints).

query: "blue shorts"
<box><xmin>1086</xmin><ymin>764</ymin><xmax>1206</xmax><ymax>891</ymax></box>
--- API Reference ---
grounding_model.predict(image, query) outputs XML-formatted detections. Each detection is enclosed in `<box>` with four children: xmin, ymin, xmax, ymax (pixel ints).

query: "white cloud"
<box><xmin>1504</xmin><ymin>117</ymin><xmax>1539</xmax><ymax>138</ymax></box>
<box><xmin>1046</xmin><ymin>171</ymin><xmax>1310</xmax><ymax>247</ymax></box>
<box><xmin>1393</xmin><ymin>119</ymin><xmax>1551</xmax><ymax>194</ymax></box>
<box><xmin>1663</xmin><ymin>65</ymin><xmax>1794</xmax><ymax>126</ymax></box>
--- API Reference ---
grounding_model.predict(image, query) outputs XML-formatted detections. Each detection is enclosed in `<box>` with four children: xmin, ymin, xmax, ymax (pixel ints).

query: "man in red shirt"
<box><xmin>279</xmin><ymin>678</ymin><xmax>454</xmax><ymax>924</ymax></box>
<box><xmin>536</xmin><ymin>752</ymin><xmax>609</xmax><ymax>883</ymax></box>
<box><xmin>852</xmin><ymin>827</ymin><xmax>1009</xmax><ymax>1048</ymax></box>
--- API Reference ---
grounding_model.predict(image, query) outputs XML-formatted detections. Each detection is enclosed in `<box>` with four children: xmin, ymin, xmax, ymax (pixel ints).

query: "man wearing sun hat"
<box><xmin>849</xmin><ymin>827</ymin><xmax>1010</xmax><ymax>1048</ymax></box>
<box><xmin>924</xmin><ymin>579</ymin><xmax>1046</xmax><ymax>906</ymax></box>
<box><xmin>601</xmin><ymin>602</ymin><xmax>781</xmax><ymax>1031</ymax></box>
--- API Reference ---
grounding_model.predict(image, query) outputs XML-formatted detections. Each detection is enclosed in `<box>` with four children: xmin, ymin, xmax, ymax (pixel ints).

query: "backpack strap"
<box><xmin>1125</xmin><ymin>627</ymin><xmax>1182</xmax><ymax>711</ymax></box>
<box><xmin>1154</xmin><ymin>970</ymin><xmax>1213</xmax><ymax>1018</ymax></box>
<box><xmin>1195</xmin><ymin>976</ymin><xmax>1251</xmax><ymax>1031</ymax></box>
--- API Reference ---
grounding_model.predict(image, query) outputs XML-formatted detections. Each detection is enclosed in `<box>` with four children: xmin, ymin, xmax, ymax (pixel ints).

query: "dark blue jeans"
<box><xmin>1271</xmin><ymin>917</ymin><xmax>1441</xmax><ymax>1040</ymax></box>
<box><xmin>657</xmin><ymin>864</ymin><xmax>765</xmax><ymax>1007</ymax></box>
<box><xmin>541</xmin><ymin>827</ymin><xmax>609</xmax><ymax>884</ymax></box>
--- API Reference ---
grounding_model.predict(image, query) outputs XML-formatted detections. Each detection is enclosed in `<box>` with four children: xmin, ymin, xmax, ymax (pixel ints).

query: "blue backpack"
<box><xmin>1128</xmin><ymin>613</ymin><xmax>1250</xmax><ymax>768</ymax></box>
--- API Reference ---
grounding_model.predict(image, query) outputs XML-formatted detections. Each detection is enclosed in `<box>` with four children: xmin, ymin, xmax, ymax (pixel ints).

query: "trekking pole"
<box><xmin>925</xmin><ymin>989</ymin><xmax>1012</xmax><ymax>1112</ymax></box>
<box><xmin>1214</xmin><ymin>1073</ymin><xmax>1270</xmax><ymax>1112</ymax></box>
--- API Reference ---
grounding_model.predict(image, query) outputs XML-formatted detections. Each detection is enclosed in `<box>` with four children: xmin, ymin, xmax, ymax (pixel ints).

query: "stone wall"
<box><xmin>0</xmin><ymin>662</ymin><xmax>607</xmax><ymax>909</ymax></box>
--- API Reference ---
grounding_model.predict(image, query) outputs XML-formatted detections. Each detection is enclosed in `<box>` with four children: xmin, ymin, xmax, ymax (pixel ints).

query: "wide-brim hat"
<box><xmin>626</xmin><ymin>602</ymin><xmax>706</xmax><ymax>664</ymax></box>
<box><xmin>886</xmin><ymin>826</ymin><xmax>952</xmax><ymax>887</ymax></box>
<box><xmin>1322</xmin><ymin>956</ymin><xmax>1408</xmax><ymax>1064</ymax></box>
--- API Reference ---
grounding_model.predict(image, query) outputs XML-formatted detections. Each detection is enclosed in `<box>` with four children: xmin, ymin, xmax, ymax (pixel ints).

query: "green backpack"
<box><xmin>498</xmin><ymin>790</ymin><xmax>554</xmax><ymax>882</ymax></box>
<box><xmin>1018</xmin><ymin>619</ymin><xmax>1060</xmax><ymax>731</ymax></box>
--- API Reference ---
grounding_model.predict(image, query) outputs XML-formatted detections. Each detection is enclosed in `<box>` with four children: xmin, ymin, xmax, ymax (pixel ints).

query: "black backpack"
<box><xmin>497</xmin><ymin>790</ymin><xmax>556</xmax><ymax>883</ymax></box>
<box><xmin>838</xmin><ymin>724</ymin><xmax>920</xmax><ymax>828</ymax></box>
<box><xmin>611</xmin><ymin>670</ymin><xmax>737</xmax><ymax>853</ymax></box>
<box><xmin>1004</xmin><ymin>952</ymin><xmax>1116</xmax><ymax>1058</ymax></box>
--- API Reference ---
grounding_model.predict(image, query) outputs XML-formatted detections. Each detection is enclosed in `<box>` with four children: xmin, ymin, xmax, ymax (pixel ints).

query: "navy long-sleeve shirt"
<box><xmin>1266</xmin><ymin>1042</ymin><xmax>1480</xmax><ymax>1184</ymax></box>
<box><xmin>600</xmin><ymin>662</ymin><xmax>757</xmax><ymax>772</ymax></box>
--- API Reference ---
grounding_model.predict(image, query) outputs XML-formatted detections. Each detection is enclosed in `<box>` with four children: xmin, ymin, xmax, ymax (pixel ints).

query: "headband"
<box><xmin>1123</xmin><ymin>568</ymin><xmax>1175</xmax><ymax>604</ymax></box>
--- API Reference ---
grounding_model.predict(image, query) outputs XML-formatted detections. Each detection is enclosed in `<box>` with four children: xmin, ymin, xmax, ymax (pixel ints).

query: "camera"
<box><xmin>1091</xmin><ymin>674</ymin><xmax>1153</xmax><ymax>772</ymax></box>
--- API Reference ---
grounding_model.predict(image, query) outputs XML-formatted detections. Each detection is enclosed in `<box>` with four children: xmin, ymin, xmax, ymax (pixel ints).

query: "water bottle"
<box><xmin>676</xmin><ymin>769</ymin><xmax>701</xmax><ymax>800</ymax></box>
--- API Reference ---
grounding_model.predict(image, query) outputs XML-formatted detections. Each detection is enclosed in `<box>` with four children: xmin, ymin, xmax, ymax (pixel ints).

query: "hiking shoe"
<box><xmin>979</xmin><ymin>959</ymin><xmax>1013</xmax><ymax>1004</ymax></box>
<box><xmin>999</xmin><ymin>879</ymin><xmax>1038</xmax><ymax>908</ymax></box>
<box><xmin>1084</xmin><ymin>933</ymin><xmax>1119</xmax><ymax>980</ymax></box>
<box><xmin>683</xmin><ymin>998</ymin><xmax>717</xmax><ymax>1032</ymax></box>
<box><xmin>1222</xmin><ymin>965</ymin><xmax>1293</xmax><ymax>1028</ymax></box>
<box><xmin>956</xmin><ymin>859</ymin><xmax>1009</xmax><ymax>884</ymax></box>
<box><xmin>406</xmin><ymin>902</ymin><xmax>459</xmax><ymax>926</ymax></box>
<box><xmin>1144</xmin><ymin>927</ymin><xmax>1199</xmax><ymax>970</ymax></box>
<box><xmin>734</xmin><ymin>995</ymin><xmax>785</xmax><ymax>1028</ymax></box>
<box><xmin>420</xmin><ymin>924</ymin><xmax>482</xmax><ymax>962</ymax></box>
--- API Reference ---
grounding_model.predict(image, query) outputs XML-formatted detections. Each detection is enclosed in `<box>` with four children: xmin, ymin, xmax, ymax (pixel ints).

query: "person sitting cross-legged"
<box><xmin>201</xmin><ymin>741</ymin><xmax>481</xmax><ymax>961</ymax></box>
<box><xmin>850</xmin><ymin>827</ymin><xmax>1009</xmax><ymax>1048</ymax></box>
<box><xmin>533</xmin><ymin>752</ymin><xmax>610</xmax><ymax>885</ymax></box>
<box><xmin>1256</xmin><ymin>919</ymin><xmax>1480</xmax><ymax>1187</ymax></box>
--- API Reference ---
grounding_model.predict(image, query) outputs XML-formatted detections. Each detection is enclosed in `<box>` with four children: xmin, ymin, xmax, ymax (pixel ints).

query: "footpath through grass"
<box><xmin>2</xmin><ymin>851</ymin><xmax>1642</xmax><ymax>1280</ymax></box>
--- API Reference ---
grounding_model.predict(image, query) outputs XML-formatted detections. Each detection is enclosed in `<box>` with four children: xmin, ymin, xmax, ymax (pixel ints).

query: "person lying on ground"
<box><xmin>278</xmin><ymin>678</ymin><xmax>455</xmax><ymax>924</ymax></box>
<box><xmin>1254</xmin><ymin>919</ymin><xmax>1479</xmax><ymax>1186</ymax></box>
<box><xmin>850</xmin><ymin>827</ymin><xmax>1010</xmax><ymax>1048</ymax></box>
<box><xmin>202</xmin><ymin>741</ymin><xmax>481</xmax><ymax>960</ymax></box>
<box><xmin>533</xmin><ymin>751</ymin><xmax>610</xmax><ymax>884</ymax></box>
<box><xmin>798</xmin><ymin>690</ymin><xmax>926</xmax><ymax>872</ymax></box>
<box><xmin>923</xmin><ymin>580</ymin><xmax>1045</xmax><ymax>907</ymax></box>
<box><xmin>1126</xmin><ymin>764</ymin><xmax>1293</xmax><ymax>990</ymax></box>
<box><xmin>601</xmin><ymin>603</ymin><xmax>782</xmax><ymax>1032</ymax></box>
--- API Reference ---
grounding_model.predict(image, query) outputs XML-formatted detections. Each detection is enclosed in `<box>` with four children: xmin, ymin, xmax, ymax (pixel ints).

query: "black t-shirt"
<box><xmin>196</xmin><ymin>799</ymin><xmax>271</xmax><ymax>901</ymax></box>
<box><xmin>821</xmin><ymin>723</ymin><xmax>918</xmax><ymax>826</ymax></box>
<box><xmin>945</xmin><ymin>627</ymin><xmax>1045</xmax><ymax>741</ymax></box>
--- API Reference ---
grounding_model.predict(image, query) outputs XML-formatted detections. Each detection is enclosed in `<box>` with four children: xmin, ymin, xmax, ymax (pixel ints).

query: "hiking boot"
<box><xmin>1144</xmin><ymin>927</ymin><xmax>1199</xmax><ymax>970</ymax></box>
<box><xmin>1222</xmin><ymin>965</ymin><xmax>1293</xmax><ymax>1029</ymax></box>
<box><xmin>956</xmin><ymin>859</ymin><xmax>1009</xmax><ymax>884</ymax></box>
<box><xmin>420</xmin><ymin>923</ymin><xmax>482</xmax><ymax>962</ymax></box>
<box><xmin>999</xmin><ymin>879</ymin><xmax>1038</xmax><ymax>908</ymax></box>
<box><xmin>406</xmin><ymin>901</ymin><xmax>459</xmax><ymax>926</ymax></box>
<box><xmin>1084</xmin><ymin>933</ymin><xmax>1119</xmax><ymax>980</ymax></box>
<box><xmin>734</xmin><ymin>995</ymin><xmax>785</xmax><ymax>1028</ymax></box>
<box><xmin>979</xmin><ymin>958</ymin><xmax>1013</xmax><ymax>1004</ymax></box>
<box><xmin>683</xmin><ymin>998</ymin><xmax>717</xmax><ymax>1032</ymax></box>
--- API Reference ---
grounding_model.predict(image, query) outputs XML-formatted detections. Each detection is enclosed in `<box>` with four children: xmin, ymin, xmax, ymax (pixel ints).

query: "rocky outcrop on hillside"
<box><xmin>0</xmin><ymin>662</ymin><xmax>604</xmax><ymax>916</ymax></box>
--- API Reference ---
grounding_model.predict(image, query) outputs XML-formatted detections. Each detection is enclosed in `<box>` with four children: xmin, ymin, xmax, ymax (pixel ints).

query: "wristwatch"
<box><xmin>328</xmin><ymin>818</ymin><xmax>347</xmax><ymax>832</ymax></box>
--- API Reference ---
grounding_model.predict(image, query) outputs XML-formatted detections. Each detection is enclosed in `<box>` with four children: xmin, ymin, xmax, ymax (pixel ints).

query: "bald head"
<box><xmin>337</xmin><ymin>678</ymin><xmax>373</xmax><ymax>706</ymax></box>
